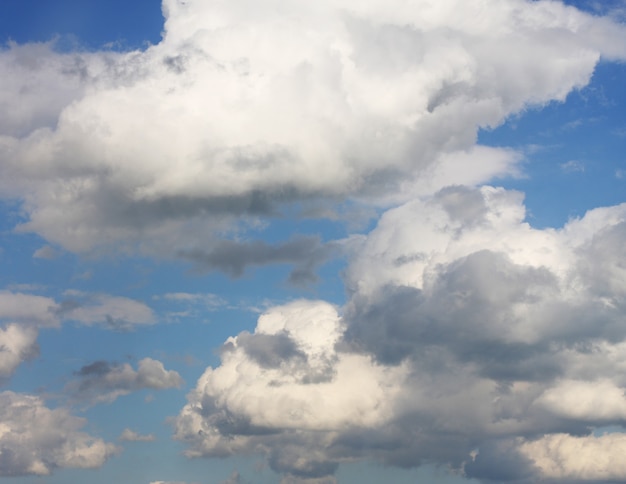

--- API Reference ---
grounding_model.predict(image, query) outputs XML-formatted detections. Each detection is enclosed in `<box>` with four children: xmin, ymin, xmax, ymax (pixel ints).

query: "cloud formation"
<box><xmin>0</xmin><ymin>289</ymin><xmax>156</xmax><ymax>379</ymax></box>
<box><xmin>118</xmin><ymin>428</ymin><xmax>156</xmax><ymax>442</ymax></box>
<box><xmin>56</xmin><ymin>291</ymin><xmax>155</xmax><ymax>329</ymax></box>
<box><xmin>0</xmin><ymin>391</ymin><xmax>118</xmax><ymax>476</ymax></box>
<box><xmin>175</xmin><ymin>186</ymin><xmax>626</xmax><ymax>482</ymax></box>
<box><xmin>0</xmin><ymin>324</ymin><xmax>38</xmax><ymax>381</ymax></box>
<box><xmin>2</xmin><ymin>0</ymin><xmax>626</xmax><ymax>482</ymax></box>
<box><xmin>66</xmin><ymin>357</ymin><xmax>183</xmax><ymax>405</ymax></box>
<box><xmin>179</xmin><ymin>236</ymin><xmax>337</xmax><ymax>283</ymax></box>
<box><xmin>2</xmin><ymin>0</ymin><xmax>624</xmax><ymax>258</ymax></box>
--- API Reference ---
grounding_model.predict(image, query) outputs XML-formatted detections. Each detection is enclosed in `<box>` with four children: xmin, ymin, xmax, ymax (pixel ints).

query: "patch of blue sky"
<box><xmin>0</xmin><ymin>0</ymin><xmax>163</xmax><ymax>50</ymax></box>
<box><xmin>478</xmin><ymin>60</ymin><xmax>626</xmax><ymax>228</ymax></box>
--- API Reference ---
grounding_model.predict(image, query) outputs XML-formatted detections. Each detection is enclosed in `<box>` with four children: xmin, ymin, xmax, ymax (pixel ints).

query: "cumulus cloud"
<box><xmin>519</xmin><ymin>433</ymin><xmax>626</xmax><ymax>481</ymax></box>
<box><xmin>3</xmin><ymin>0</ymin><xmax>626</xmax><ymax>482</ymax></box>
<box><xmin>0</xmin><ymin>391</ymin><xmax>118</xmax><ymax>476</ymax></box>
<box><xmin>175</xmin><ymin>186</ymin><xmax>626</xmax><ymax>481</ymax></box>
<box><xmin>0</xmin><ymin>324</ymin><xmax>39</xmax><ymax>382</ymax></box>
<box><xmin>66</xmin><ymin>357</ymin><xmax>183</xmax><ymax>405</ymax></box>
<box><xmin>118</xmin><ymin>428</ymin><xmax>156</xmax><ymax>442</ymax></box>
<box><xmin>0</xmin><ymin>290</ymin><xmax>156</xmax><ymax>377</ymax></box>
<box><xmin>175</xmin><ymin>300</ymin><xmax>408</xmax><ymax>480</ymax></box>
<box><xmin>1</xmin><ymin>0</ymin><xmax>624</xmax><ymax>257</ymax></box>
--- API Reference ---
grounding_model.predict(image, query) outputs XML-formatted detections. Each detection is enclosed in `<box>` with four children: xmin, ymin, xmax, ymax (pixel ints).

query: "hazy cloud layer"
<box><xmin>175</xmin><ymin>187</ymin><xmax>626</xmax><ymax>482</ymax></box>
<box><xmin>66</xmin><ymin>357</ymin><xmax>183</xmax><ymax>405</ymax></box>
<box><xmin>2</xmin><ymin>0</ymin><xmax>624</xmax><ymax>257</ymax></box>
<box><xmin>0</xmin><ymin>391</ymin><xmax>118</xmax><ymax>476</ymax></box>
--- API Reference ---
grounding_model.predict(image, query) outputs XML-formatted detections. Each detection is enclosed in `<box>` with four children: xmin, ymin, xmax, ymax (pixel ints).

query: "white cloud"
<box><xmin>536</xmin><ymin>379</ymin><xmax>626</xmax><ymax>421</ymax></box>
<box><xmin>118</xmin><ymin>428</ymin><xmax>156</xmax><ymax>442</ymax></box>
<box><xmin>0</xmin><ymin>391</ymin><xmax>118</xmax><ymax>476</ymax></box>
<box><xmin>0</xmin><ymin>324</ymin><xmax>38</xmax><ymax>381</ymax></box>
<box><xmin>519</xmin><ymin>433</ymin><xmax>626</xmax><ymax>481</ymax></box>
<box><xmin>0</xmin><ymin>290</ymin><xmax>157</xmax><ymax>377</ymax></box>
<box><xmin>0</xmin><ymin>291</ymin><xmax>59</xmax><ymax>327</ymax></box>
<box><xmin>66</xmin><ymin>357</ymin><xmax>183</xmax><ymax>405</ymax></box>
<box><xmin>176</xmin><ymin>187</ymin><xmax>626</xmax><ymax>481</ymax></box>
<box><xmin>1</xmin><ymin>0</ymin><xmax>624</xmax><ymax>255</ymax></box>
<box><xmin>0</xmin><ymin>41</ymin><xmax>122</xmax><ymax>138</ymax></box>
<box><xmin>175</xmin><ymin>300</ymin><xmax>409</xmax><ymax>479</ymax></box>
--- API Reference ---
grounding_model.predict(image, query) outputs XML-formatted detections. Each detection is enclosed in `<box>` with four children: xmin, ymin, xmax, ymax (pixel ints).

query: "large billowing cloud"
<box><xmin>175</xmin><ymin>187</ymin><xmax>626</xmax><ymax>482</ymax></box>
<box><xmin>0</xmin><ymin>391</ymin><xmax>118</xmax><ymax>476</ymax></box>
<box><xmin>1</xmin><ymin>0</ymin><xmax>625</xmax><ymax>259</ymax></box>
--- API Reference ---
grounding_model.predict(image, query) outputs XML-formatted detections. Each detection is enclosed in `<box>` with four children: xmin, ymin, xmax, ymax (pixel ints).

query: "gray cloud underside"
<box><xmin>66</xmin><ymin>358</ymin><xmax>183</xmax><ymax>405</ymax></box>
<box><xmin>175</xmin><ymin>186</ymin><xmax>626</xmax><ymax>482</ymax></box>
<box><xmin>179</xmin><ymin>236</ymin><xmax>337</xmax><ymax>283</ymax></box>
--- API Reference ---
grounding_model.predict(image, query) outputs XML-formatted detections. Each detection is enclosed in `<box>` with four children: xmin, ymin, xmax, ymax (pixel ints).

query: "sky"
<box><xmin>1</xmin><ymin>0</ymin><xmax>626</xmax><ymax>483</ymax></box>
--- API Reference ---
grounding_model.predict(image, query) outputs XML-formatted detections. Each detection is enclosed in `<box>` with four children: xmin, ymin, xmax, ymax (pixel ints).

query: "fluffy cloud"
<box><xmin>0</xmin><ymin>391</ymin><xmax>118</xmax><ymax>476</ymax></box>
<box><xmin>518</xmin><ymin>433</ymin><xmax>626</xmax><ymax>481</ymax></box>
<box><xmin>66</xmin><ymin>357</ymin><xmax>183</xmax><ymax>405</ymax></box>
<box><xmin>175</xmin><ymin>300</ymin><xmax>408</xmax><ymax>480</ymax></box>
<box><xmin>175</xmin><ymin>187</ymin><xmax>626</xmax><ymax>482</ymax></box>
<box><xmin>2</xmin><ymin>0</ymin><xmax>625</xmax><ymax>258</ymax></box>
<box><xmin>0</xmin><ymin>290</ymin><xmax>156</xmax><ymax>377</ymax></box>
<box><xmin>0</xmin><ymin>324</ymin><xmax>38</xmax><ymax>381</ymax></box>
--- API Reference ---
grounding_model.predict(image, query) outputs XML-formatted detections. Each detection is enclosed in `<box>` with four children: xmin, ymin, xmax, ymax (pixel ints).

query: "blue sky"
<box><xmin>0</xmin><ymin>1</ymin><xmax>625</xmax><ymax>483</ymax></box>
